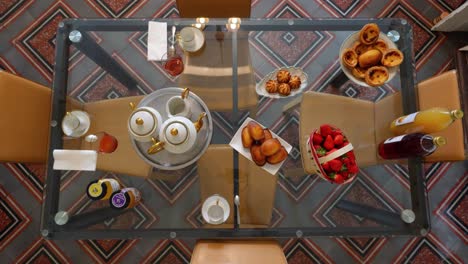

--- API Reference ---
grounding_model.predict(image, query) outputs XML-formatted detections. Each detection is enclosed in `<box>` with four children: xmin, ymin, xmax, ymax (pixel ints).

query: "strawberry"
<box><xmin>342</xmin><ymin>171</ymin><xmax>350</xmax><ymax>178</ymax></box>
<box><xmin>323</xmin><ymin>135</ymin><xmax>334</xmax><ymax>150</ymax></box>
<box><xmin>328</xmin><ymin>159</ymin><xmax>342</xmax><ymax>172</ymax></box>
<box><xmin>314</xmin><ymin>145</ymin><xmax>326</xmax><ymax>157</ymax></box>
<box><xmin>326</xmin><ymin>148</ymin><xmax>337</xmax><ymax>155</ymax></box>
<box><xmin>347</xmin><ymin>151</ymin><xmax>355</xmax><ymax>160</ymax></box>
<box><xmin>322</xmin><ymin>162</ymin><xmax>330</xmax><ymax>171</ymax></box>
<box><xmin>320</xmin><ymin>124</ymin><xmax>333</xmax><ymax>137</ymax></box>
<box><xmin>334</xmin><ymin>134</ymin><xmax>344</xmax><ymax>146</ymax></box>
<box><xmin>328</xmin><ymin>172</ymin><xmax>336</xmax><ymax>179</ymax></box>
<box><xmin>333</xmin><ymin>173</ymin><xmax>345</xmax><ymax>184</ymax></box>
<box><xmin>312</xmin><ymin>133</ymin><xmax>323</xmax><ymax>145</ymax></box>
<box><xmin>342</xmin><ymin>157</ymin><xmax>351</xmax><ymax>165</ymax></box>
<box><xmin>340</xmin><ymin>164</ymin><xmax>348</xmax><ymax>172</ymax></box>
<box><xmin>348</xmin><ymin>164</ymin><xmax>359</xmax><ymax>174</ymax></box>
<box><xmin>331</xmin><ymin>129</ymin><xmax>342</xmax><ymax>138</ymax></box>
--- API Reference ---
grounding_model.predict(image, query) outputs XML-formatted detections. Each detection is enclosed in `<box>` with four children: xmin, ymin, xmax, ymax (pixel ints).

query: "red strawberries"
<box><xmin>309</xmin><ymin>124</ymin><xmax>358</xmax><ymax>184</ymax></box>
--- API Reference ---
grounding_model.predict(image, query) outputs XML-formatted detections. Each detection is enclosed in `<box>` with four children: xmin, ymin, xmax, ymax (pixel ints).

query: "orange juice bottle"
<box><xmin>390</xmin><ymin>107</ymin><xmax>464</xmax><ymax>135</ymax></box>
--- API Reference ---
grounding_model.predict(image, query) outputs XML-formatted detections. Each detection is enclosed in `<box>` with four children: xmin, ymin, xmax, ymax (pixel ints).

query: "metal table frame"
<box><xmin>42</xmin><ymin>18</ymin><xmax>428</xmax><ymax>240</ymax></box>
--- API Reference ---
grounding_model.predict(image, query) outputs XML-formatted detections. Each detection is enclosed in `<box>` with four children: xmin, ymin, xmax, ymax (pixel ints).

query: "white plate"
<box><xmin>256</xmin><ymin>67</ymin><xmax>308</xmax><ymax>98</ymax></box>
<box><xmin>229</xmin><ymin>117</ymin><xmax>293</xmax><ymax>175</ymax></box>
<box><xmin>202</xmin><ymin>194</ymin><xmax>230</xmax><ymax>225</ymax></box>
<box><xmin>339</xmin><ymin>32</ymin><xmax>398</xmax><ymax>87</ymax></box>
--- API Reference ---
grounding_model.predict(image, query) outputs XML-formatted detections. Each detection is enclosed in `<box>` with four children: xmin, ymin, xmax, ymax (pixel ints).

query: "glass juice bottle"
<box><xmin>390</xmin><ymin>108</ymin><xmax>464</xmax><ymax>135</ymax></box>
<box><xmin>378</xmin><ymin>133</ymin><xmax>446</xmax><ymax>159</ymax></box>
<box><xmin>87</xmin><ymin>179</ymin><xmax>120</xmax><ymax>200</ymax></box>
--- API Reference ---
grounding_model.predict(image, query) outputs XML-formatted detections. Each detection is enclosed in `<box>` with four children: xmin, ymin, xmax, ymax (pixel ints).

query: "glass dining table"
<box><xmin>41</xmin><ymin>18</ymin><xmax>427</xmax><ymax>240</ymax></box>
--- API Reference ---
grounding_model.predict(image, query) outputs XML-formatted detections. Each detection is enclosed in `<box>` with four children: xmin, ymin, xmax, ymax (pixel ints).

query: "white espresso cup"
<box><xmin>207</xmin><ymin>204</ymin><xmax>225</xmax><ymax>223</ymax></box>
<box><xmin>179</xmin><ymin>27</ymin><xmax>196</xmax><ymax>50</ymax></box>
<box><xmin>166</xmin><ymin>88</ymin><xmax>192</xmax><ymax>118</ymax></box>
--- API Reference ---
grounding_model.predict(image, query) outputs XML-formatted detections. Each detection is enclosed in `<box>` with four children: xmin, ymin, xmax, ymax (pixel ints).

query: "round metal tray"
<box><xmin>130</xmin><ymin>87</ymin><xmax>213</xmax><ymax>170</ymax></box>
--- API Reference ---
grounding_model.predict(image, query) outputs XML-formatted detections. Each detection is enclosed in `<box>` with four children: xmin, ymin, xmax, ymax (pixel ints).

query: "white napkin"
<box><xmin>147</xmin><ymin>21</ymin><xmax>168</xmax><ymax>61</ymax></box>
<box><xmin>53</xmin><ymin>150</ymin><xmax>97</xmax><ymax>171</ymax></box>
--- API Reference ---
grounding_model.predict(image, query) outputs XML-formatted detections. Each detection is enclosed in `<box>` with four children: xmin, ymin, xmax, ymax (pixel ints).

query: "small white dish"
<box><xmin>229</xmin><ymin>117</ymin><xmax>292</xmax><ymax>175</ymax></box>
<box><xmin>256</xmin><ymin>67</ymin><xmax>308</xmax><ymax>98</ymax></box>
<box><xmin>202</xmin><ymin>194</ymin><xmax>230</xmax><ymax>225</ymax></box>
<box><xmin>339</xmin><ymin>32</ymin><xmax>398</xmax><ymax>87</ymax></box>
<box><xmin>178</xmin><ymin>27</ymin><xmax>204</xmax><ymax>53</ymax></box>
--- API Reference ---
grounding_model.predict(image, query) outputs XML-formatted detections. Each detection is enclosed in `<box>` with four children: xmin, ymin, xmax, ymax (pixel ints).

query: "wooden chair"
<box><xmin>176</xmin><ymin>0</ymin><xmax>251</xmax><ymax>18</ymax></box>
<box><xmin>0</xmin><ymin>71</ymin><xmax>152</xmax><ymax>177</ymax></box>
<box><xmin>191</xmin><ymin>239</ymin><xmax>287</xmax><ymax>264</ymax></box>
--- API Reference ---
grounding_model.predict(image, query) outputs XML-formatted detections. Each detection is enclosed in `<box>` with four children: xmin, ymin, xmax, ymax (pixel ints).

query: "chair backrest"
<box><xmin>0</xmin><ymin>71</ymin><xmax>51</xmax><ymax>163</ymax></box>
<box><xmin>191</xmin><ymin>240</ymin><xmax>287</xmax><ymax>264</ymax></box>
<box><xmin>176</xmin><ymin>0</ymin><xmax>251</xmax><ymax>18</ymax></box>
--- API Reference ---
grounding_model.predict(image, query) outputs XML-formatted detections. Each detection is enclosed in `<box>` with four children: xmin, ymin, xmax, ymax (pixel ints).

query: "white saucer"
<box><xmin>201</xmin><ymin>194</ymin><xmax>230</xmax><ymax>225</ymax></box>
<box><xmin>178</xmin><ymin>27</ymin><xmax>205</xmax><ymax>53</ymax></box>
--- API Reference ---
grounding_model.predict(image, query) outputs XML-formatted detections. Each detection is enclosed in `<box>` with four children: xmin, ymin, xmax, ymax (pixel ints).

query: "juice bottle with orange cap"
<box><xmin>390</xmin><ymin>107</ymin><xmax>463</xmax><ymax>135</ymax></box>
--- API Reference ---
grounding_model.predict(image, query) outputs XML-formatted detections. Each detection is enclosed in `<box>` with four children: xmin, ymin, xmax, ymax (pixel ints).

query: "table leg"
<box><xmin>59</xmin><ymin>207</ymin><xmax>130</xmax><ymax>230</ymax></box>
<box><xmin>68</xmin><ymin>30</ymin><xmax>140</xmax><ymax>90</ymax></box>
<box><xmin>336</xmin><ymin>200</ymin><xmax>407</xmax><ymax>228</ymax></box>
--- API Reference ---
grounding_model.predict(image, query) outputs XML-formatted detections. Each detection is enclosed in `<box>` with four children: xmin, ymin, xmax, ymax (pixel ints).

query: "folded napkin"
<box><xmin>53</xmin><ymin>150</ymin><xmax>97</xmax><ymax>171</ymax></box>
<box><xmin>147</xmin><ymin>21</ymin><xmax>168</xmax><ymax>61</ymax></box>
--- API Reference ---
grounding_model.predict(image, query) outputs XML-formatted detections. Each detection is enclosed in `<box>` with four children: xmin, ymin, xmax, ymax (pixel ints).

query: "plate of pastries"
<box><xmin>229</xmin><ymin>117</ymin><xmax>292</xmax><ymax>175</ymax></box>
<box><xmin>256</xmin><ymin>67</ymin><xmax>308</xmax><ymax>98</ymax></box>
<box><xmin>340</xmin><ymin>23</ymin><xmax>404</xmax><ymax>87</ymax></box>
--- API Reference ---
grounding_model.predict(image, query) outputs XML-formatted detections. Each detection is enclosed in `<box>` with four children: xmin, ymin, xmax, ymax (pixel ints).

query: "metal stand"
<box><xmin>60</xmin><ymin>207</ymin><xmax>129</xmax><ymax>230</ymax></box>
<box><xmin>232</xmin><ymin>31</ymin><xmax>240</xmax><ymax>230</ymax></box>
<box><xmin>336</xmin><ymin>200</ymin><xmax>407</xmax><ymax>228</ymax></box>
<box><xmin>68</xmin><ymin>30</ymin><xmax>140</xmax><ymax>90</ymax></box>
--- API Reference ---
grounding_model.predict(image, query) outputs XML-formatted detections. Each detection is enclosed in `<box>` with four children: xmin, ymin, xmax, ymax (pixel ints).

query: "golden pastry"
<box><xmin>365</xmin><ymin>66</ymin><xmax>389</xmax><ymax>86</ymax></box>
<box><xmin>241</xmin><ymin>127</ymin><xmax>253</xmax><ymax>148</ymax></box>
<box><xmin>381</xmin><ymin>49</ymin><xmax>404</xmax><ymax>67</ymax></box>
<box><xmin>267</xmin><ymin>146</ymin><xmax>287</xmax><ymax>164</ymax></box>
<box><xmin>247</xmin><ymin>121</ymin><xmax>264</xmax><ymax>141</ymax></box>
<box><xmin>260</xmin><ymin>138</ymin><xmax>281</xmax><ymax>156</ymax></box>
<box><xmin>342</xmin><ymin>48</ymin><xmax>358</xmax><ymax>68</ymax></box>
<box><xmin>359</xmin><ymin>23</ymin><xmax>380</xmax><ymax>45</ymax></box>
<box><xmin>289</xmin><ymin>75</ymin><xmax>302</xmax><ymax>89</ymax></box>
<box><xmin>250</xmin><ymin>145</ymin><xmax>266</xmax><ymax>166</ymax></box>
<box><xmin>358</xmin><ymin>49</ymin><xmax>382</xmax><ymax>68</ymax></box>
<box><xmin>353</xmin><ymin>42</ymin><xmax>370</xmax><ymax>56</ymax></box>
<box><xmin>276</xmin><ymin>70</ymin><xmax>291</xmax><ymax>83</ymax></box>
<box><xmin>265</xmin><ymin>80</ymin><xmax>279</xmax><ymax>93</ymax></box>
<box><xmin>372</xmin><ymin>39</ymin><xmax>387</xmax><ymax>53</ymax></box>
<box><xmin>278</xmin><ymin>83</ymin><xmax>291</xmax><ymax>96</ymax></box>
<box><xmin>260</xmin><ymin>128</ymin><xmax>273</xmax><ymax>144</ymax></box>
<box><xmin>351</xmin><ymin>66</ymin><xmax>367</xmax><ymax>79</ymax></box>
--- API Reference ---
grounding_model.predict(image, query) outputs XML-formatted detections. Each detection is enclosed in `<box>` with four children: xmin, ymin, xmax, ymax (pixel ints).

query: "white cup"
<box><xmin>207</xmin><ymin>204</ymin><xmax>225</xmax><ymax>223</ymax></box>
<box><xmin>179</xmin><ymin>27</ymin><xmax>196</xmax><ymax>50</ymax></box>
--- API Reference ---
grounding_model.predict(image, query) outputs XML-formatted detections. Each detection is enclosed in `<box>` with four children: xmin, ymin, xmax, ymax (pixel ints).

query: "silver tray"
<box><xmin>131</xmin><ymin>87</ymin><xmax>213</xmax><ymax>170</ymax></box>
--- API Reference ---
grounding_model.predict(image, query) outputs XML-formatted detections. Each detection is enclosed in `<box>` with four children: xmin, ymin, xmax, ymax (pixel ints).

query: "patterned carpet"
<box><xmin>1</xmin><ymin>0</ymin><xmax>467</xmax><ymax>263</ymax></box>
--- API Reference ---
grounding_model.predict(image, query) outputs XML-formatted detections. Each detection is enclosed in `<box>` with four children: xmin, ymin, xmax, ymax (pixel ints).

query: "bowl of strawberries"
<box><xmin>305</xmin><ymin>124</ymin><xmax>359</xmax><ymax>184</ymax></box>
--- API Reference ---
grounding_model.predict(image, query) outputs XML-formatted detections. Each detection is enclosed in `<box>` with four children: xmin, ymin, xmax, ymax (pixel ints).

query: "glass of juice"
<box><xmin>85</xmin><ymin>132</ymin><xmax>118</xmax><ymax>154</ymax></box>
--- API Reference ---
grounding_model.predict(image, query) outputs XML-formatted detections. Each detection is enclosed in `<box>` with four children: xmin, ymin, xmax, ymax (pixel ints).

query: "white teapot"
<box><xmin>128</xmin><ymin>103</ymin><xmax>163</xmax><ymax>143</ymax></box>
<box><xmin>147</xmin><ymin>112</ymin><xmax>206</xmax><ymax>154</ymax></box>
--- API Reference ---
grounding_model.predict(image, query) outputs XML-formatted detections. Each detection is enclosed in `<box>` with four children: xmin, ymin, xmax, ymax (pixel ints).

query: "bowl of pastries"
<box><xmin>256</xmin><ymin>67</ymin><xmax>308</xmax><ymax>98</ymax></box>
<box><xmin>340</xmin><ymin>23</ymin><xmax>404</xmax><ymax>87</ymax></box>
<box><xmin>229</xmin><ymin>117</ymin><xmax>292</xmax><ymax>175</ymax></box>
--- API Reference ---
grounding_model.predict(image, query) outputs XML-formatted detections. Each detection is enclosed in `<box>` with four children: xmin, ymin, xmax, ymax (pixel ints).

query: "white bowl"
<box><xmin>339</xmin><ymin>32</ymin><xmax>398</xmax><ymax>87</ymax></box>
<box><xmin>256</xmin><ymin>67</ymin><xmax>308</xmax><ymax>98</ymax></box>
